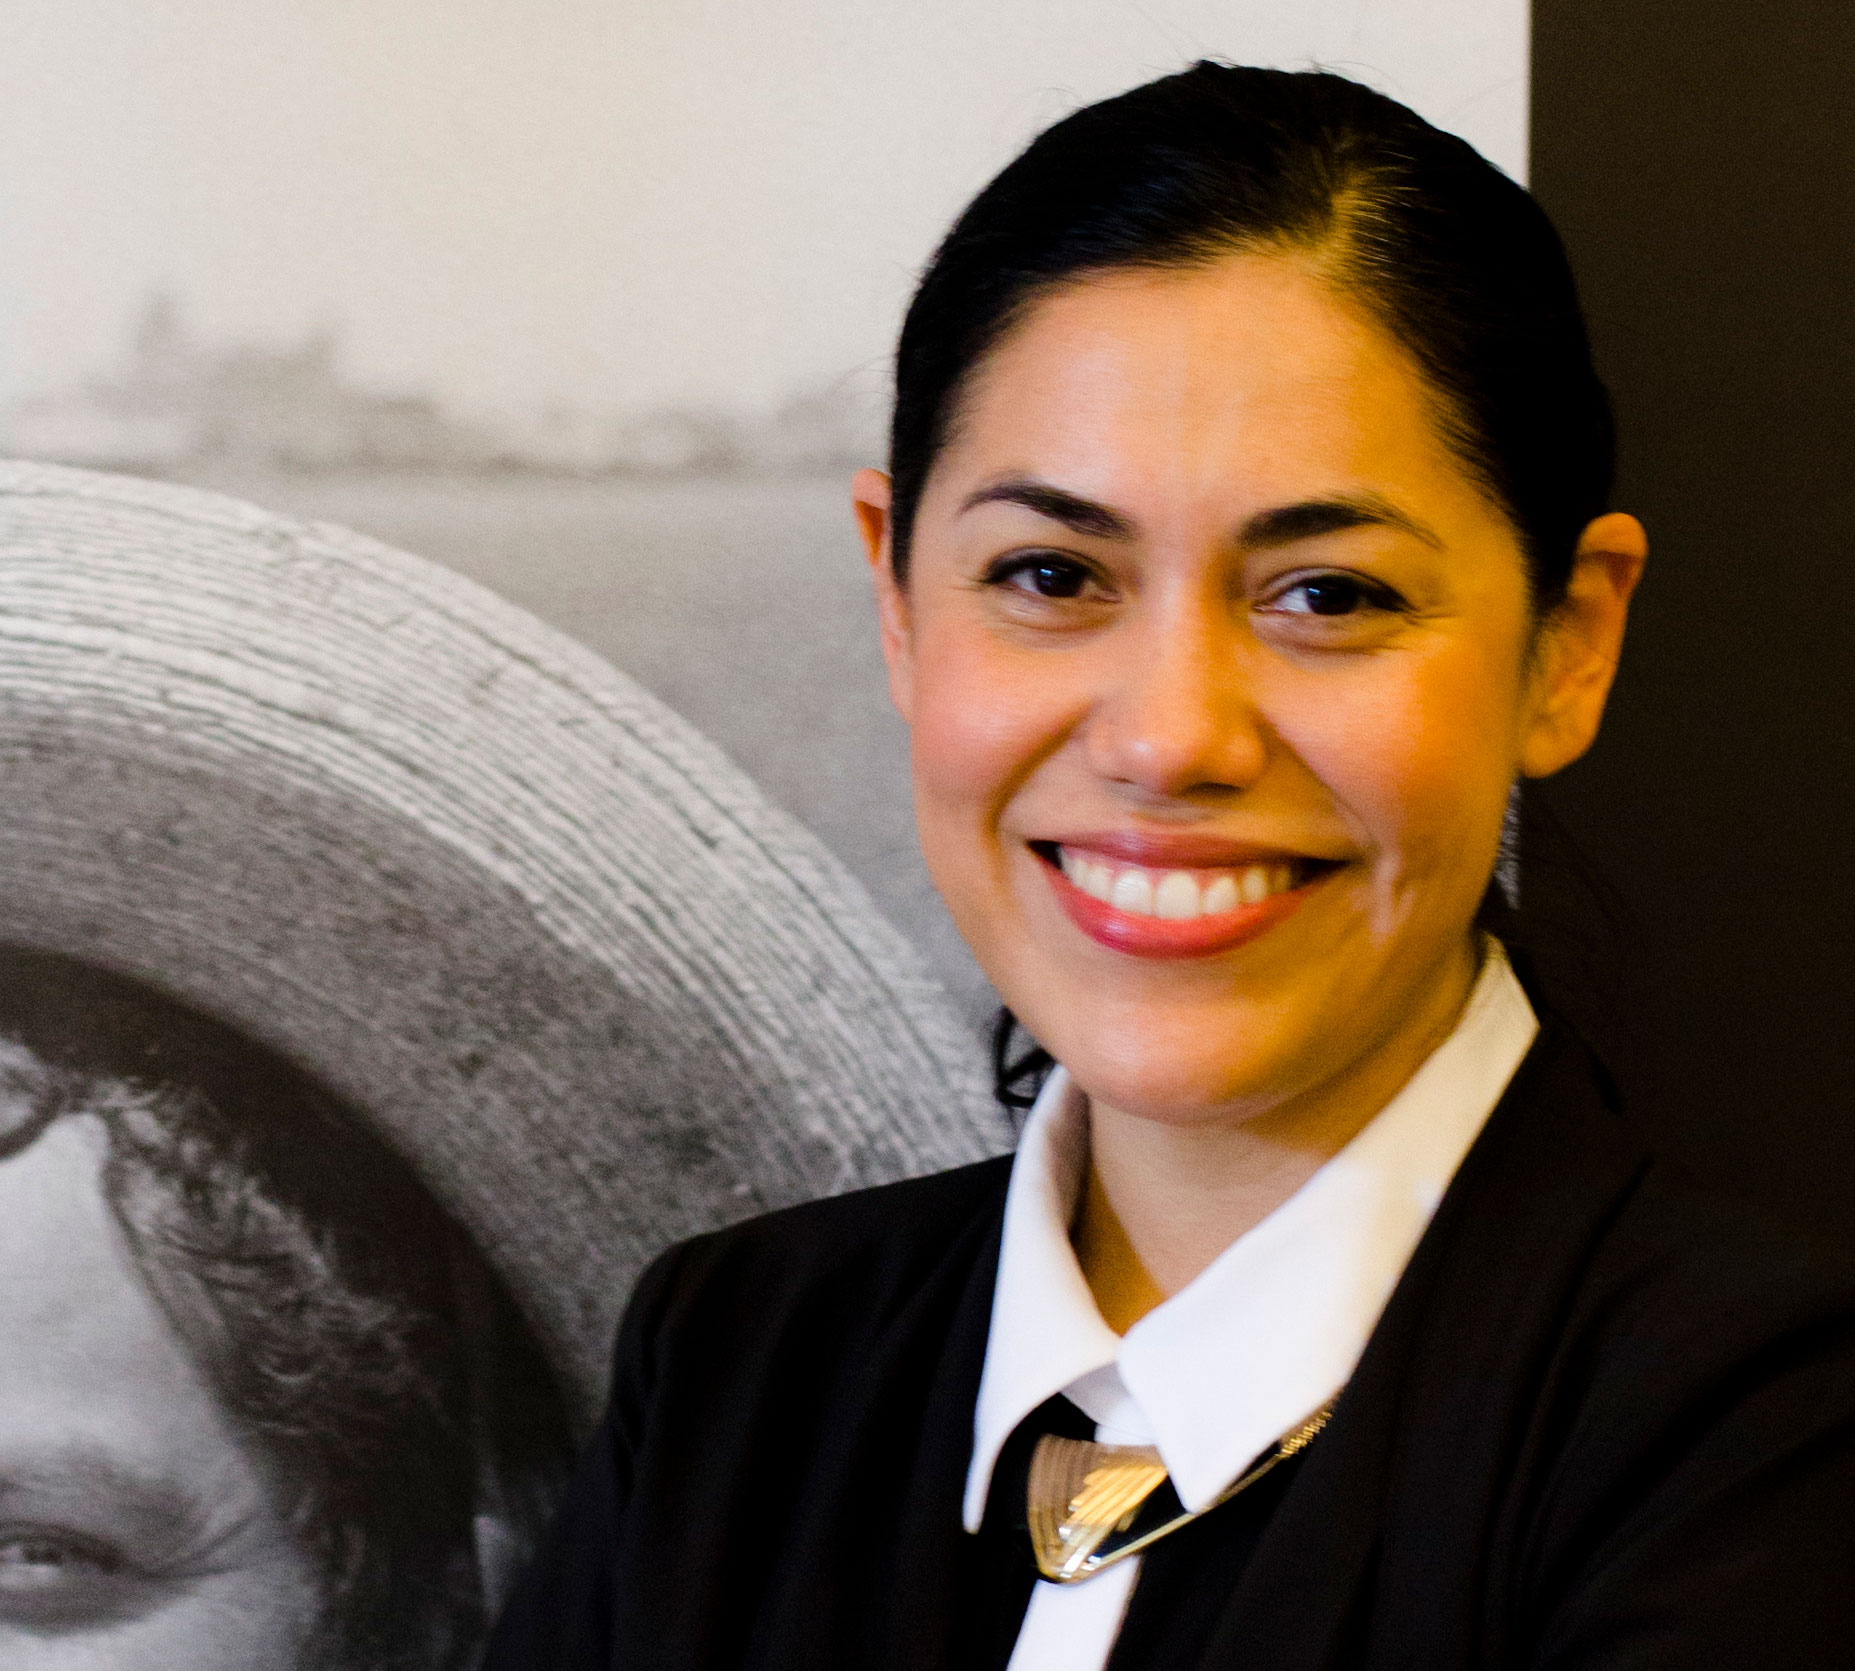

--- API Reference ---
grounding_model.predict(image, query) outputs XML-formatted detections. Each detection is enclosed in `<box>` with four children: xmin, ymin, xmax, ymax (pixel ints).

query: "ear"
<box><xmin>852</xmin><ymin>467</ymin><xmax>917</xmax><ymax>724</ymax></box>
<box><xmin>1519</xmin><ymin>512</ymin><xmax>1649</xmax><ymax>778</ymax></box>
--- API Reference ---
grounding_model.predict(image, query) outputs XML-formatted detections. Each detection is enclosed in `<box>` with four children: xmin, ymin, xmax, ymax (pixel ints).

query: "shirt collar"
<box><xmin>963</xmin><ymin>941</ymin><xmax>1538</xmax><ymax>1530</ymax></box>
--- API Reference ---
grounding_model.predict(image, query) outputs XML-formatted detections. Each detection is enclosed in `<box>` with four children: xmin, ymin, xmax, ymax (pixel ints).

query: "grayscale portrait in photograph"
<box><xmin>0</xmin><ymin>949</ymin><xmax>569</xmax><ymax>1668</ymax></box>
<box><xmin>0</xmin><ymin>462</ymin><xmax>1001</xmax><ymax>1664</ymax></box>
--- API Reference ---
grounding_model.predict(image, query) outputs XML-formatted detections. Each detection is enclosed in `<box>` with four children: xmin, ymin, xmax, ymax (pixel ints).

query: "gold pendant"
<box><xmin>1027</xmin><ymin>1439</ymin><xmax>1170</xmax><ymax>1582</ymax></box>
<box><xmin>1026</xmin><ymin>1400</ymin><xmax>1336</xmax><ymax>1584</ymax></box>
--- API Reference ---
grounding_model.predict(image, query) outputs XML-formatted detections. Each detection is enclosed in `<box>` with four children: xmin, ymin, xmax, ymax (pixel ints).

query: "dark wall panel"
<box><xmin>1531</xmin><ymin>1</ymin><xmax>1855</xmax><ymax>1237</ymax></box>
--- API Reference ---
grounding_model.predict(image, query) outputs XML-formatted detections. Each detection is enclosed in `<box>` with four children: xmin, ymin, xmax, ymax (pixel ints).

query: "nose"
<box><xmin>1082</xmin><ymin>593</ymin><xmax>1267</xmax><ymax>801</ymax></box>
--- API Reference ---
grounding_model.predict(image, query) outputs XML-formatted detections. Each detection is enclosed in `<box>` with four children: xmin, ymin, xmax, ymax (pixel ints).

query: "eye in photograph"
<box><xmin>0</xmin><ymin>1525</ymin><xmax>155</xmax><ymax>1633</ymax></box>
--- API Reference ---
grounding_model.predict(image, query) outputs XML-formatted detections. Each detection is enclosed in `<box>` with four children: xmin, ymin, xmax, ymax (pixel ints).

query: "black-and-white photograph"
<box><xmin>0</xmin><ymin>460</ymin><xmax>1002</xmax><ymax>1662</ymax></box>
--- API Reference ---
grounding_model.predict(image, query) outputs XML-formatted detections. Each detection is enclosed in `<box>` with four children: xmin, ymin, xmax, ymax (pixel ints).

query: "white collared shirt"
<box><xmin>966</xmin><ymin>944</ymin><xmax>1539</xmax><ymax>1671</ymax></box>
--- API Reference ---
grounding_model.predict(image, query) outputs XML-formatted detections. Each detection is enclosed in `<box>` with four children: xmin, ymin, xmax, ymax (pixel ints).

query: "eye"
<box><xmin>0</xmin><ymin>1526</ymin><xmax>152</xmax><ymax>1629</ymax></box>
<box><xmin>0</xmin><ymin>1528</ymin><xmax>119</xmax><ymax>1587</ymax></box>
<box><xmin>982</xmin><ymin>552</ymin><xmax>1101</xmax><ymax>601</ymax></box>
<box><xmin>1267</xmin><ymin>572</ymin><xmax>1400</xmax><ymax>617</ymax></box>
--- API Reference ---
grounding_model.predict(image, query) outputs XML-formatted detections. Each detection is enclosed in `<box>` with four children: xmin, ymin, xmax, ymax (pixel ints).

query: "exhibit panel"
<box><xmin>0</xmin><ymin>461</ymin><xmax>1000</xmax><ymax>1664</ymax></box>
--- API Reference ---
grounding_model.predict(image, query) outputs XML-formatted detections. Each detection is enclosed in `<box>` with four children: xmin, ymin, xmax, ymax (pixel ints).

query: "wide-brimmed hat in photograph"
<box><xmin>0</xmin><ymin>459</ymin><xmax>1003</xmax><ymax>1417</ymax></box>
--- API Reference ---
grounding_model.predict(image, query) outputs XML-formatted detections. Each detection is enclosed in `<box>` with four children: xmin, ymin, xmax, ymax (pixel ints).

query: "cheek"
<box><xmin>98</xmin><ymin>1564</ymin><xmax>320</xmax><ymax>1671</ymax></box>
<box><xmin>906</xmin><ymin>626</ymin><xmax>1075</xmax><ymax>840</ymax></box>
<box><xmin>1275</xmin><ymin>645</ymin><xmax>1523</xmax><ymax>879</ymax></box>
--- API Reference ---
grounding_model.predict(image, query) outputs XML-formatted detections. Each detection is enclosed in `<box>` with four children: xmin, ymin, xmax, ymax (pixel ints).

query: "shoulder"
<box><xmin>1595</xmin><ymin>1158</ymin><xmax>1855</xmax><ymax>1327</ymax></box>
<box><xmin>1489</xmin><ymin>1022</ymin><xmax>1855</xmax><ymax>1422</ymax></box>
<box><xmin>680</xmin><ymin>1153</ymin><xmax>1013</xmax><ymax>1288</ymax></box>
<box><xmin>591</xmin><ymin>1156</ymin><xmax>1013</xmax><ymax>1492</ymax></box>
<box><xmin>1365</xmin><ymin>1028</ymin><xmax>1855</xmax><ymax>1654</ymax></box>
<box><xmin>1500</xmin><ymin>1168</ymin><xmax>1855</xmax><ymax>1657</ymax></box>
<box><xmin>1507</xmin><ymin>1153</ymin><xmax>1855</xmax><ymax>1591</ymax></box>
<box><xmin>619</xmin><ymin>1155</ymin><xmax>1015</xmax><ymax>1368</ymax></box>
<box><xmin>1458</xmin><ymin>1007</ymin><xmax>1855</xmax><ymax>1354</ymax></box>
<box><xmin>1393</xmin><ymin>1015</ymin><xmax>1855</xmax><ymax>1532</ymax></box>
<box><xmin>1560</xmin><ymin>1157</ymin><xmax>1855</xmax><ymax>1424</ymax></box>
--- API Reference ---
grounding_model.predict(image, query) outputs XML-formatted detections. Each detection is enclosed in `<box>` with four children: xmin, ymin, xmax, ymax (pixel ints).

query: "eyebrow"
<box><xmin>958</xmin><ymin>478</ymin><xmax>1134</xmax><ymax>539</ymax></box>
<box><xmin>0</xmin><ymin>1449</ymin><xmax>212</xmax><ymax>1554</ymax></box>
<box><xmin>1241</xmin><ymin>494</ymin><xmax>1443</xmax><ymax>552</ymax></box>
<box><xmin>957</xmin><ymin>476</ymin><xmax>1442</xmax><ymax>553</ymax></box>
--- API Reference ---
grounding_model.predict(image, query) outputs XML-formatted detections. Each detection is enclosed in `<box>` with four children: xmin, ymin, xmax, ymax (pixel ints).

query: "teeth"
<box><xmin>1110</xmin><ymin>868</ymin><xmax>1154</xmax><ymax>915</ymax></box>
<box><xmin>1060</xmin><ymin>846</ymin><xmax>1116</xmax><ymax>902</ymax></box>
<box><xmin>1058</xmin><ymin>848</ymin><xmax>1303</xmax><ymax>921</ymax></box>
<box><xmin>1201</xmin><ymin>873</ymin><xmax>1238</xmax><ymax>915</ymax></box>
<box><xmin>1154</xmin><ymin>871</ymin><xmax>1199</xmax><ymax>919</ymax></box>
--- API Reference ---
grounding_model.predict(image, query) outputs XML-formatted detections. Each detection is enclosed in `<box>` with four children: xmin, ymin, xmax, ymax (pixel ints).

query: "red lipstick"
<box><xmin>1036</xmin><ymin>838</ymin><xmax>1328</xmax><ymax>959</ymax></box>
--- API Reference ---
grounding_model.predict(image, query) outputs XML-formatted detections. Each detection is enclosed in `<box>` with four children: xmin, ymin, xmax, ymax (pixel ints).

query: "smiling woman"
<box><xmin>487</xmin><ymin>63</ymin><xmax>1855</xmax><ymax>1671</ymax></box>
<box><xmin>866</xmin><ymin>250</ymin><xmax>1636</xmax><ymax>1148</ymax></box>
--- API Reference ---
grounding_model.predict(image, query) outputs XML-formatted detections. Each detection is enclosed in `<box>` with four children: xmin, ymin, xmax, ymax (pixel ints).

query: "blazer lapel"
<box><xmin>881</xmin><ymin>1205</ymin><xmax>1018</xmax><ymax>1670</ymax></box>
<box><xmin>1196</xmin><ymin>1018</ymin><xmax>1653</xmax><ymax>1671</ymax></box>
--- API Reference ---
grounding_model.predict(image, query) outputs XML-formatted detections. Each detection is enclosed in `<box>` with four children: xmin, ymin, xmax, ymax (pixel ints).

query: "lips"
<box><xmin>1035</xmin><ymin>838</ymin><xmax>1333</xmax><ymax>958</ymax></box>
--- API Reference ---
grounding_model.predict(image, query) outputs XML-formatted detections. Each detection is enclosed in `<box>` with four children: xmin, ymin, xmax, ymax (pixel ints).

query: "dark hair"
<box><xmin>889</xmin><ymin>61</ymin><xmax>1614</xmax><ymax>613</ymax></box>
<box><xmin>0</xmin><ymin>954</ymin><xmax>571</xmax><ymax>1671</ymax></box>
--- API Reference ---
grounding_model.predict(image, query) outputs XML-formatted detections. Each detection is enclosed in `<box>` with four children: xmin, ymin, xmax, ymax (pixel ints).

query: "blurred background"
<box><xmin>0</xmin><ymin>0</ymin><xmax>1528</xmax><ymax>1038</ymax></box>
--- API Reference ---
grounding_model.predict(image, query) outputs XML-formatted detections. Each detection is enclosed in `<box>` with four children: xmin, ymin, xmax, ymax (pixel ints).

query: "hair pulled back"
<box><xmin>889</xmin><ymin>62</ymin><xmax>1614</xmax><ymax>611</ymax></box>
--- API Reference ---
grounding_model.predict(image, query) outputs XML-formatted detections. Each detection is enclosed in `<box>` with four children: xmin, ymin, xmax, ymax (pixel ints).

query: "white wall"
<box><xmin>0</xmin><ymin>0</ymin><xmax>1528</xmax><ymax>418</ymax></box>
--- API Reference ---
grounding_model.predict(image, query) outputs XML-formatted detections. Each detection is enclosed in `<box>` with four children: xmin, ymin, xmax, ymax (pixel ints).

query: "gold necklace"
<box><xmin>1026</xmin><ymin>1399</ymin><xmax>1336</xmax><ymax>1583</ymax></box>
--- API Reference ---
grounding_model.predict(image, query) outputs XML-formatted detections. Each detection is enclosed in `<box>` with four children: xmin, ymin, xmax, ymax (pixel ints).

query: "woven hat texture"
<box><xmin>0</xmin><ymin>460</ymin><xmax>1004</xmax><ymax>1414</ymax></box>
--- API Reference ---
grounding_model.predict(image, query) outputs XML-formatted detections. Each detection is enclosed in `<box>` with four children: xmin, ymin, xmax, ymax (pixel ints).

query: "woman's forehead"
<box><xmin>931</xmin><ymin>253</ymin><xmax>1472</xmax><ymax>523</ymax></box>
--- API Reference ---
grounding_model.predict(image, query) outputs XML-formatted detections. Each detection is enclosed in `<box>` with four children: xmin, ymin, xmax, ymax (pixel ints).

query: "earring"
<box><xmin>1495</xmin><ymin>782</ymin><xmax>1522</xmax><ymax>909</ymax></box>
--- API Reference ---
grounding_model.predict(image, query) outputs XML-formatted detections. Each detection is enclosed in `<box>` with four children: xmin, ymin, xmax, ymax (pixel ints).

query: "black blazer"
<box><xmin>487</xmin><ymin>1017</ymin><xmax>1855</xmax><ymax>1668</ymax></box>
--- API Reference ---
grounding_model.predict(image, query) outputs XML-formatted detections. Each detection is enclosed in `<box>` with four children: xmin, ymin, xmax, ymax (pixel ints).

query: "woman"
<box><xmin>487</xmin><ymin>63</ymin><xmax>1855</xmax><ymax>1668</ymax></box>
<box><xmin>0</xmin><ymin>948</ymin><xmax>571</xmax><ymax>1669</ymax></box>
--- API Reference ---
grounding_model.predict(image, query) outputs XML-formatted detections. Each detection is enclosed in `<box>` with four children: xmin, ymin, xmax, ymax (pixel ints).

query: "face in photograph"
<box><xmin>0</xmin><ymin>1113</ymin><xmax>319</xmax><ymax>1667</ymax></box>
<box><xmin>0</xmin><ymin>960</ymin><xmax>573</xmax><ymax>1670</ymax></box>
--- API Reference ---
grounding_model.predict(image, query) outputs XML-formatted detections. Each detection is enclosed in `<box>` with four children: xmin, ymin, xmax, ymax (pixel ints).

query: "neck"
<box><xmin>1074</xmin><ymin>939</ymin><xmax>1481</xmax><ymax>1334</ymax></box>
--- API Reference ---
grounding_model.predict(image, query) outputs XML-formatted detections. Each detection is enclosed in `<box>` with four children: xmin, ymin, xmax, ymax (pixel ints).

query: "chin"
<box><xmin>1040</xmin><ymin>1005</ymin><xmax>1294</xmax><ymax>1125</ymax></box>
